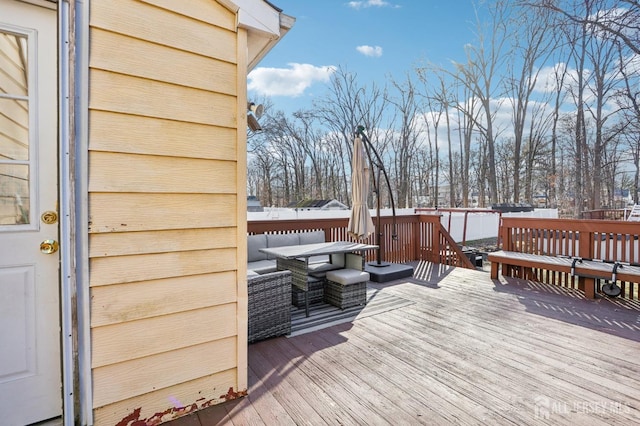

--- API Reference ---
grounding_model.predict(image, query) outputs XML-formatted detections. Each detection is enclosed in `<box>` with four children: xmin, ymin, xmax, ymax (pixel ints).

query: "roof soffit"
<box><xmin>218</xmin><ymin>0</ymin><xmax>294</xmax><ymax>71</ymax></box>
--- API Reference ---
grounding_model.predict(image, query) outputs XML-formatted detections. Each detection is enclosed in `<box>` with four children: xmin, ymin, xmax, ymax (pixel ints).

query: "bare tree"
<box><xmin>386</xmin><ymin>74</ymin><xmax>421</xmax><ymax>208</ymax></box>
<box><xmin>451</xmin><ymin>0</ymin><xmax>510</xmax><ymax>204</ymax></box>
<box><xmin>616</xmin><ymin>41</ymin><xmax>640</xmax><ymax>203</ymax></box>
<box><xmin>417</xmin><ymin>68</ymin><xmax>459</xmax><ymax>207</ymax></box>
<box><xmin>313</xmin><ymin>66</ymin><xmax>389</xmax><ymax>204</ymax></box>
<box><xmin>523</xmin><ymin>100</ymin><xmax>554</xmax><ymax>201</ymax></box>
<box><xmin>505</xmin><ymin>3</ymin><xmax>556</xmax><ymax>202</ymax></box>
<box><xmin>248</xmin><ymin>144</ymin><xmax>279</xmax><ymax>207</ymax></box>
<box><xmin>527</xmin><ymin>0</ymin><xmax>640</xmax><ymax>55</ymax></box>
<box><xmin>545</xmin><ymin>60</ymin><xmax>569</xmax><ymax>208</ymax></box>
<box><xmin>275</xmin><ymin>110</ymin><xmax>328</xmax><ymax>199</ymax></box>
<box><xmin>585</xmin><ymin>26</ymin><xmax>625</xmax><ymax>209</ymax></box>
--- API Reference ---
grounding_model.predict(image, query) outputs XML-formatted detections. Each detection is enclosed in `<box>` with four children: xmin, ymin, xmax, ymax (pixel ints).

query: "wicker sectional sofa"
<box><xmin>246</xmin><ymin>230</ymin><xmax>328</xmax><ymax>343</ymax></box>
<box><xmin>247</xmin><ymin>270</ymin><xmax>292</xmax><ymax>343</ymax></box>
<box><xmin>247</xmin><ymin>230</ymin><xmax>328</xmax><ymax>275</ymax></box>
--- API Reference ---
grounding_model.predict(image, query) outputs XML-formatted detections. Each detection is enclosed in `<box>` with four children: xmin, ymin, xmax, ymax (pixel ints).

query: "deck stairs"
<box><xmin>627</xmin><ymin>204</ymin><xmax>640</xmax><ymax>221</ymax></box>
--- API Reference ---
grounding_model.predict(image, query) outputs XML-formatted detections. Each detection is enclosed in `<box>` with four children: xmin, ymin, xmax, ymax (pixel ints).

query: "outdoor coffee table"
<box><xmin>259</xmin><ymin>241</ymin><xmax>378</xmax><ymax>317</ymax></box>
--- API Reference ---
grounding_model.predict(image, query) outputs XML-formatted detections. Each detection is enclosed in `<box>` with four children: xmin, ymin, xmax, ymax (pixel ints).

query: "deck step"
<box><xmin>628</xmin><ymin>204</ymin><xmax>640</xmax><ymax>221</ymax></box>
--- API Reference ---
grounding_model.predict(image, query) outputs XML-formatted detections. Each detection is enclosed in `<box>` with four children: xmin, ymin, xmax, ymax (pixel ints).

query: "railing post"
<box><xmin>323</xmin><ymin>226</ymin><xmax>331</xmax><ymax>243</ymax></box>
<box><xmin>414</xmin><ymin>218</ymin><xmax>421</xmax><ymax>261</ymax></box>
<box><xmin>432</xmin><ymin>219</ymin><xmax>441</xmax><ymax>263</ymax></box>
<box><xmin>577</xmin><ymin>226</ymin><xmax>596</xmax><ymax>297</ymax></box>
<box><xmin>499</xmin><ymin>218</ymin><xmax>509</xmax><ymax>251</ymax></box>
<box><xmin>462</xmin><ymin>211</ymin><xmax>469</xmax><ymax>247</ymax></box>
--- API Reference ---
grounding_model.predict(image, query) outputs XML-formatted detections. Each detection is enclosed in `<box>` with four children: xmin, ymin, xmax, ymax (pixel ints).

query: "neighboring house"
<box><xmin>0</xmin><ymin>1</ymin><xmax>293</xmax><ymax>425</ymax></box>
<box><xmin>288</xmin><ymin>199</ymin><xmax>350</xmax><ymax>210</ymax></box>
<box><xmin>613</xmin><ymin>188</ymin><xmax>634</xmax><ymax>207</ymax></box>
<box><xmin>247</xmin><ymin>195</ymin><xmax>264</xmax><ymax>212</ymax></box>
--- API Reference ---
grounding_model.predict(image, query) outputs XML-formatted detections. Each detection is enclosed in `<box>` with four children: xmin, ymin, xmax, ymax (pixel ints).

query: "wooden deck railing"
<box><xmin>499</xmin><ymin>217</ymin><xmax>640</xmax><ymax>299</ymax></box>
<box><xmin>581</xmin><ymin>208</ymin><xmax>627</xmax><ymax>220</ymax></box>
<box><xmin>248</xmin><ymin>214</ymin><xmax>475</xmax><ymax>269</ymax></box>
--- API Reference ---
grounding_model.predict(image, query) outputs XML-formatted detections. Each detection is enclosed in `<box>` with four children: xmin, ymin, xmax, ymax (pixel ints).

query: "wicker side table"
<box><xmin>248</xmin><ymin>270</ymin><xmax>292</xmax><ymax>343</ymax></box>
<box><xmin>276</xmin><ymin>257</ymin><xmax>324</xmax><ymax>316</ymax></box>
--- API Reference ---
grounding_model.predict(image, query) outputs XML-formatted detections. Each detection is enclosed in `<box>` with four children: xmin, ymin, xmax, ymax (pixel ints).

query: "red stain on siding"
<box><xmin>114</xmin><ymin>388</ymin><xmax>248</xmax><ymax>425</ymax></box>
<box><xmin>115</xmin><ymin>408</ymin><xmax>142</xmax><ymax>426</ymax></box>
<box><xmin>116</xmin><ymin>404</ymin><xmax>198</xmax><ymax>426</ymax></box>
<box><xmin>220</xmin><ymin>387</ymin><xmax>248</xmax><ymax>401</ymax></box>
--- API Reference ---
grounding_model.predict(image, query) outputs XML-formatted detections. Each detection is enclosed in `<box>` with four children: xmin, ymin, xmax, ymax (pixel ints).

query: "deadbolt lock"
<box><xmin>40</xmin><ymin>239</ymin><xmax>59</xmax><ymax>254</ymax></box>
<box><xmin>41</xmin><ymin>211</ymin><xmax>58</xmax><ymax>224</ymax></box>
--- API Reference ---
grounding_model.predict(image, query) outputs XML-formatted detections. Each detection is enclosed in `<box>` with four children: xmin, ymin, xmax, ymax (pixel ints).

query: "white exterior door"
<box><xmin>0</xmin><ymin>1</ymin><xmax>62</xmax><ymax>425</ymax></box>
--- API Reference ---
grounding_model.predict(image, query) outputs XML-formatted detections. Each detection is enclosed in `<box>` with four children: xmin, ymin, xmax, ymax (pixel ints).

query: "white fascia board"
<box><xmin>223</xmin><ymin>0</ymin><xmax>280</xmax><ymax>37</ymax></box>
<box><xmin>219</xmin><ymin>0</ymin><xmax>294</xmax><ymax>71</ymax></box>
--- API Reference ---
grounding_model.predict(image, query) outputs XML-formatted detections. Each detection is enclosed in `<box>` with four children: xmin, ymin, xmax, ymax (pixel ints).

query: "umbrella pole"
<box><xmin>375</xmin><ymin>165</ymin><xmax>383</xmax><ymax>265</ymax></box>
<box><xmin>357</xmin><ymin>126</ymin><xmax>397</xmax><ymax>266</ymax></box>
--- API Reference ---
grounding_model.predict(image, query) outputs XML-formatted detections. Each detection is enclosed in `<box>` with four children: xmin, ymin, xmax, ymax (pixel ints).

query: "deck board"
<box><xmin>166</xmin><ymin>262</ymin><xmax>640</xmax><ymax>425</ymax></box>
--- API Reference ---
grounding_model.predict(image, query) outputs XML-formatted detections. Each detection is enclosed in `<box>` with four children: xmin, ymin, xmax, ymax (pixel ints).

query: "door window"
<box><xmin>0</xmin><ymin>31</ymin><xmax>30</xmax><ymax>226</ymax></box>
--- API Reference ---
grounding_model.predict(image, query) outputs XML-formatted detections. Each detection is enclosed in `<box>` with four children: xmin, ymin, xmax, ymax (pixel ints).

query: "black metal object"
<box><xmin>602</xmin><ymin>262</ymin><xmax>623</xmax><ymax>297</ymax></box>
<box><xmin>355</xmin><ymin>126</ymin><xmax>397</xmax><ymax>266</ymax></box>
<box><xmin>570</xmin><ymin>257</ymin><xmax>582</xmax><ymax>277</ymax></box>
<box><xmin>490</xmin><ymin>203</ymin><xmax>534</xmax><ymax>213</ymax></box>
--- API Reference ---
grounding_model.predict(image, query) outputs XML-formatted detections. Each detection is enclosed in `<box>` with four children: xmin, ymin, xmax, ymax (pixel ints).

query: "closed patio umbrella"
<box><xmin>347</xmin><ymin>135</ymin><xmax>375</xmax><ymax>240</ymax></box>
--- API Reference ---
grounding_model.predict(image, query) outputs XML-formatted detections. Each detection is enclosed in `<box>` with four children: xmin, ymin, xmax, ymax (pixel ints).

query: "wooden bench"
<box><xmin>487</xmin><ymin>250</ymin><xmax>640</xmax><ymax>299</ymax></box>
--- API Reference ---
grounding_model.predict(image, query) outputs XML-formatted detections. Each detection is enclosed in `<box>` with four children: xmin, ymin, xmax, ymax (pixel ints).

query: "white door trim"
<box><xmin>58</xmin><ymin>1</ymin><xmax>75</xmax><ymax>424</ymax></box>
<box><xmin>58</xmin><ymin>0</ymin><xmax>92</xmax><ymax>424</ymax></box>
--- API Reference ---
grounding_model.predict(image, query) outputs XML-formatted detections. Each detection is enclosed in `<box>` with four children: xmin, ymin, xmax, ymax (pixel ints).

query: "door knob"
<box><xmin>40</xmin><ymin>239</ymin><xmax>59</xmax><ymax>254</ymax></box>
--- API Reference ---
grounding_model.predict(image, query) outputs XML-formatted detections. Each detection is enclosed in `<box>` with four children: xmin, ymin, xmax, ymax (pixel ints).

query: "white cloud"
<box><xmin>356</xmin><ymin>45</ymin><xmax>383</xmax><ymax>57</ymax></box>
<box><xmin>347</xmin><ymin>0</ymin><xmax>399</xmax><ymax>10</ymax></box>
<box><xmin>415</xmin><ymin>95</ymin><xmax>559</xmax><ymax>153</ymax></box>
<box><xmin>589</xmin><ymin>7</ymin><xmax>633</xmax><ymax>40</ymax></box>
<box><xmin>248</xmin><ymin>63</ymin><xmax>337</xmax><ymax>97</ymax></box>
<box><xmin>534</xmin><ymin>63</ymin><xmax>573</xmax><ymax>94</ymax></box>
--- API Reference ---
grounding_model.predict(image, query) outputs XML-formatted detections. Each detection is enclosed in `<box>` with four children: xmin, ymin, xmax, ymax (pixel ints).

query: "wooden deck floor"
<box><xmin>167</xmin><ymin>262</ymin><xmax>640</xmax><ymax>425</ymax></box>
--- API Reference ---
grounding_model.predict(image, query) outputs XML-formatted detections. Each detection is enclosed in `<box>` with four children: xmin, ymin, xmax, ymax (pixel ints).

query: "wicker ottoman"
<box><xmin>324</xmin><ymin>268</ymin><xmax>369</xmax><ymax>309</ymax></box>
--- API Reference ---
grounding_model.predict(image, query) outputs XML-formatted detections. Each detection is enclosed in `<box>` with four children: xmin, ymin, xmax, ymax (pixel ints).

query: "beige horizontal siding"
<box><xmin>90</xmin><ymin>69</ymin><xmax>237</xmax><ymax>128</ymax></box>
<box><xmin>88</xmin><ymin>193</ymin><xmax>237</xmax><ymax>233</ymax></box>
<box><xmin>88</xmin><ymin>152</ymin><xmax>236</xmax><ymax>193</ymax></box>
<box><xmin>92</xmin><ymin>337</ymin><xmax>237</xmax><ymax>408</ymax></box>
<box><xmin>89</xmin><ymin>248</ymin><xmax>237</xmax><ymax>287</ymax></box>
<box><xmin>88</xmin><ymin>110</ymin><xmax>236</xmax><ymax>160</ymax></box>
<box><xmin>140</xmin><ymin>0</ymin><xmax>236</xmax><ymax>31</ymax></box>
<box><xmin>91</xmin><ymin>0</ymin><xmax>237</xmax><ymax>63</ymax></box>
<box><xmin>91</xmin><ymin>303</ymin><xmax>237</xmax><ymax>368</ymax></box>
<box><xmin>89</xmin><ymin>228</ymin><xmax>237</xmax><ymax>258</ymax></box>
<box><xmin>90</xmin><ymin>28</ymin><xmax>237</xmax><ymax>96</ymax></box>
<box><xmin>90</xmin><ymin>272</ymin><xmax>237</xmax><ymax>327</ymax></box>
<box><xmin>87</xmin><ymin>0</ymin><xmax>244</xmax><ymax>421</ymax></box>
<box><xmin>92</xmin><ymin>369</ymin><xmax>237</xmax><ymax>425</ymax></box>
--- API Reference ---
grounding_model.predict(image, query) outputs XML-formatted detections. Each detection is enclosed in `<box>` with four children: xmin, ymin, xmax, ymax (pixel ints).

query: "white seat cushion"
<box><xmin>326</xmin><ymin>268</ymin><xmax>370</xmax><ymax>285</ymax></box>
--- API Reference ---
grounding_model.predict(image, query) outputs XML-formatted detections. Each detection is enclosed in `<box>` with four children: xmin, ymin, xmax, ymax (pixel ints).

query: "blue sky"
<box><xmin>249</xmin><ymin>0</ymin><xmax>483</xmax><ymax>114</ymax></box>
